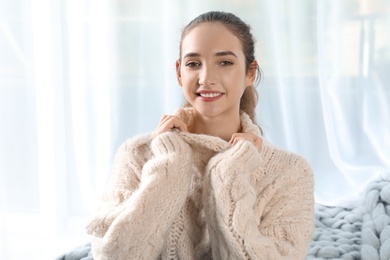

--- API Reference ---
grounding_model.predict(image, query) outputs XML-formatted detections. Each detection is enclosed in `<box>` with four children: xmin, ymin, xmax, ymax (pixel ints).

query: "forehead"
<box><xmin>181</xmin><ymin>22</ymin><xmax>243</xmax><ymax>56</ymax></box>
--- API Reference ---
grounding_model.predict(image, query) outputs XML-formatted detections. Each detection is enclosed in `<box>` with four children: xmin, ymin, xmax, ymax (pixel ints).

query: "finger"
<box><xmin>153</xmin><ymin>115</ymin><xmax>175</xmax><ymax>138</ymax></box>
<box><xmin>229</xmin><ymin>136</ymin><xmax>243</xmax><ymax>146</ymax></box>
<box><xmin>231</xmin><ymin>138</ymin><xmax>240</xmax><ymax>146</ymax></box>
<box><xmin>158</xmin><ymin>115</ymin><xmax>177</xmax><ymax>128</ymax></box>
<box><xmin>254</xmin><ymin>136</ymin><xmax>263</xmax><ymax>149</ymax></box>
<box><xmin>229</xmin><ymin>133</ymin><xmax>260</xmax><ymax>147</ymax></box>
<box><xmin>229</xmin><ymin>133</ymin><xmax>247</xmax><ymax>143</ymax></box>
<box><xmin>158</xmin><ymin>115</ymin><xmax>172</xmax><ymax>126</ymax></box>
<box><xmin>169</xmin><ymin>121</ymin><xmax>188</xmax><ymax>132</ymax></box>
<box><xmin>164</xmin><ymin>117</ymin><xmax>188</xmax><ymax>132</ymax></box>
<box><xmin>160</xmin><ymin>116</ymin><xmax>185</xmax><ymax>129</ymax></box>
<box><xmin>229</xmin><ymin>133</ymin><xmax>242</xmax><ymax>143</ymax></box>
<box><xmin>152</xmin><ymin>116</ymin><xmax>188</xmax><ymax>138</ymax></box>
<box><xmin>229</xmin><ymin>133</ymin><xmax>237</xmax><ymax>145</ymax></box>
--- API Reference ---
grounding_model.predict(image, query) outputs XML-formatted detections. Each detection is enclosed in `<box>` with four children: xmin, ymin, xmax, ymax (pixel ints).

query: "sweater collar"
<box><xmin>173</xmin><ymin>107</ymin><xmax>262</xmax><ymax>152</ymax></box>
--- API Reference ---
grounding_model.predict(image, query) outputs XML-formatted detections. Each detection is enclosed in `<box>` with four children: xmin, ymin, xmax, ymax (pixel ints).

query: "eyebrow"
<box><xmin>215</xmin><ymin>51</ymin><xmax>237</xmax><ymax>58</ymax></box>
<box><xmin>183</xmin><ymin>51</ymin><xmax>238</xmax><ymax>59</ymax></box>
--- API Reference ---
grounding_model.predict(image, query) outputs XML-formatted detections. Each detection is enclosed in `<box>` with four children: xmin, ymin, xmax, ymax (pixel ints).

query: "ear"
<box><xmin>176</xmin><ymin>60</ymin><xmax>183</xmax><ymax>86</ymax></box>
<box><xmin>245</xmin><ymin>60</ymin><xmax>258</xmax><ymax>87</ymax></box>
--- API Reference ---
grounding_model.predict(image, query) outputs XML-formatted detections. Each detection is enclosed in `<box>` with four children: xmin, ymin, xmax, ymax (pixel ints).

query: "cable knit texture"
<box><xmin>308</xmin><ymin>175</ymin><xmax>390</xmax><ymax>259</ymax></box>
<box><xmin>85</xmin><ymin>108</ymin><xmax>315</xmax><ymax>260</ymax></box>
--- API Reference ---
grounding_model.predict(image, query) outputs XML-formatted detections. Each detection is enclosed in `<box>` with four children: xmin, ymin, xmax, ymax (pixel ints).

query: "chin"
<box><xmin>193</xmin><ymin>107</ymin><xmax>223</xmax><ymax>118</ymax></box>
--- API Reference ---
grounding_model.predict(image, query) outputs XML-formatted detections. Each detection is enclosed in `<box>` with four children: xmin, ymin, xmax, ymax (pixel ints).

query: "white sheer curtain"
<box><xmin>315</xmin><ymin>1</ymin><xmax>390</xmax><ymax>205</ymax></box>
<box><xmin>0</xmin><ymin>0</ymin><xmax>389</xmax><ymax>259</ymax></box>
<box><xmin>256</xmin><ymin>0</ymin><xmax>390</xmax><ymax>206</ymax></box>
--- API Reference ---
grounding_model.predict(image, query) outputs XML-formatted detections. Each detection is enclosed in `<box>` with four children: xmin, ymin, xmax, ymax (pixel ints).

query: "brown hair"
<box><xmin>179</xmin><ymin>11</ymin><xmax>262</xmax><ymax>128</ymax></box>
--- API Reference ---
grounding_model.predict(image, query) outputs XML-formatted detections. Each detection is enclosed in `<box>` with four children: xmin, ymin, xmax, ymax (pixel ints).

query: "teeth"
<box><xmin>199</xmin><ymin>93</ymin><xmax>221</xmax><ymax>98</ymax></box>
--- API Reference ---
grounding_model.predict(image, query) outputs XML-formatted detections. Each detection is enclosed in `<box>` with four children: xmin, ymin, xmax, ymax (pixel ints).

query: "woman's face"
<box><xmin>176</xmin><ymin>22</ymin><xmax>255</xmax><ymax>120</ymax></box>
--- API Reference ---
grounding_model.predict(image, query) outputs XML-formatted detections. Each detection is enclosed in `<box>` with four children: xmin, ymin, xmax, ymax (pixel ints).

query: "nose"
<box><xmin>198</xmin><ymin>65</ymin><xmax>216</xmax><ymax>87</ymax></box>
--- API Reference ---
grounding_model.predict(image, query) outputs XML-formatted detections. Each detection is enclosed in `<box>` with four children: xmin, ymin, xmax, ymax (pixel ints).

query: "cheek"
<box><xmin>180</xmin><ymin>74</ymin><xmax>194</xmax><ymax>95</ymax></box>
<box><xmin>223</xmin><ymin>69</ymin><xmax>247</xmax><ymax>87</ymax></box>
<box><xmin>181</xmin><ymin>71</ymin><xmax>198</xmax><ymax>86</ymax></box>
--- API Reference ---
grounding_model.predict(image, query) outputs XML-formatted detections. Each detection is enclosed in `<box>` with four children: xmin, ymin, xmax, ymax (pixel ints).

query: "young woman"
<box><xmin>86</xmin><ymin>11</ymin><xmax>314</xmax><ymax>260</ymax></box>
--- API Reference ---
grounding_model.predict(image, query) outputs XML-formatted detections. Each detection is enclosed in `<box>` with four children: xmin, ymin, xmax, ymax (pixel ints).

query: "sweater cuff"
<box><xmin>151</xmin><ymin>131</ymin><xmax>189</xmax><ymax>156</ymax></box>
<box><xmin>223</xmin><ymin>140</ymin><xmax>261</xmax><ymax>173</ymax></box>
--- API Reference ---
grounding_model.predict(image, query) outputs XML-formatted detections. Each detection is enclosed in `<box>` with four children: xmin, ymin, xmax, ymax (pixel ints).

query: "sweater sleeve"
<box><xmin>203</xmin><ymin>141</ymin><xmax>314</xmax><ymax>260</ymax></box>
<box><xmin>85</xmin><ymin>132</ymin><xmax>193</xmax><ymax>260</ymax></box>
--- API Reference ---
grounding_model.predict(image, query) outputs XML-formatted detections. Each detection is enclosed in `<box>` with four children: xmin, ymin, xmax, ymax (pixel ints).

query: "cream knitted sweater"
<box><xmin>86</xmin><ymin>108</ymin><xmax>314</xmax><ymax>260</ymax></box>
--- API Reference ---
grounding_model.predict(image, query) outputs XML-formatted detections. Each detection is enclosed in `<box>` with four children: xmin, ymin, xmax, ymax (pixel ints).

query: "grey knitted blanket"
<box><xmin>57</xmin><ymin>177</ymin><xmax>390</xmax><ymax>260</ymax></box>
<box><xmin>309</xmin><ymin>177</ymin><xmax>390</xmax><ymax>259</ymax></box>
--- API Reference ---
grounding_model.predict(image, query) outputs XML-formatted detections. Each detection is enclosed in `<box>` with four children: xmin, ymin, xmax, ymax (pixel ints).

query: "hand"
<box><xmin>152</xmin><ymin>115</ymin><xmax>189</xmax><ymax>138</ymax></box>
<box><xmin>229</xmin><ymin>132</ymin><xmax>263</xmax><ymax>149</ymax></box>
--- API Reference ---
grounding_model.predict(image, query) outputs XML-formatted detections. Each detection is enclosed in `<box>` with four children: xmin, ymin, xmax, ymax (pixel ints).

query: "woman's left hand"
<box><xmin>229</xmin><ymin>133</ymin><xmax>263</xmax><ymax>149</ymax></box>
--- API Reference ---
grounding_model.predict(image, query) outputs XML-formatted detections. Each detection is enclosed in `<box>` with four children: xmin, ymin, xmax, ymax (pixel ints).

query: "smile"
<box><xmin>196</xmin><ymin>91</ymin><xmax>225</xmax><ymax>102</ymax></box>
<box><xmin>198</xmin><ymin>92</ymin><xmax>222</xmax><ymax>98</ymax></box>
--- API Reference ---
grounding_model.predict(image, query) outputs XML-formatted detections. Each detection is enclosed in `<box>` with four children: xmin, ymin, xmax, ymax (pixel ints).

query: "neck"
<box><xmin>189</xmin><ymin>110</ymin><xmax>242</xmax><ymax>142</ymax></box>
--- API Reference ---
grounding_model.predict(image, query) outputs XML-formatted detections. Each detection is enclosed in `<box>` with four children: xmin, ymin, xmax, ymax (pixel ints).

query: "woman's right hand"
<box><xmin>152</xmin><ymin>115</ymin><xmax>189</xmax><ymax>138</ymax></box>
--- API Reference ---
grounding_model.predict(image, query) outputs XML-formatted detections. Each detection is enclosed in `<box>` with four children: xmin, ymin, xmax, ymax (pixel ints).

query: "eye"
<box><xmin>220</xmin><ymin>61</ymin><xmax>233</xmax><ymax>66</ymax></box>
<box><xmin>185</xmin><ymin>61</ymin><xmax>201</xmax><ymax>67</ymax></box>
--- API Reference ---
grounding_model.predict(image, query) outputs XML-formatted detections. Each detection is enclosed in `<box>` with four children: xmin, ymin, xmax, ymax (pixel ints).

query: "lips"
<box><xmin>196</xmin><ymin>91</ymin><xmax>224</xmax><ymax>102</ymax></box>
<box><xmin>198</xmin><ymin>92</ymin><xmax>222</xmax><ymax>98</ymax></box>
